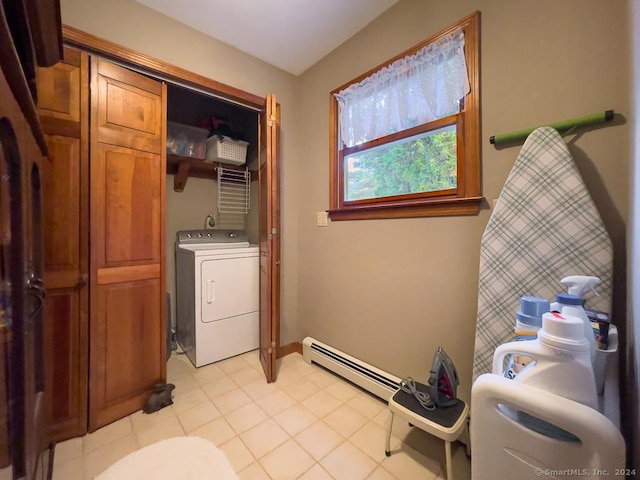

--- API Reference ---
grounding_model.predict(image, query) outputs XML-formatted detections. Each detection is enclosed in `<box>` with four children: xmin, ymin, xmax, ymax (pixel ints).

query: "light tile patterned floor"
<box><xmin>51</xmin><ymin>351</ymin><xmax>471</xmax><ymax>480</ymax></box>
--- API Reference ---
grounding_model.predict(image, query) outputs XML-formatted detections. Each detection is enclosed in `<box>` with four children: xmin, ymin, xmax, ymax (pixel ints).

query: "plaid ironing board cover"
<box><xmin>472</xmin><ymin>127</ymin><xmax>613</xmax><ymax>381</ymax></box>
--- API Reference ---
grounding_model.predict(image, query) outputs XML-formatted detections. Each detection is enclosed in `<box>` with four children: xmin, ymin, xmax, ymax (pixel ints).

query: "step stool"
<box><xmin>385</xmin><ymin>381</ymin><xmax>469</xmax><ymax>480</ymax></box>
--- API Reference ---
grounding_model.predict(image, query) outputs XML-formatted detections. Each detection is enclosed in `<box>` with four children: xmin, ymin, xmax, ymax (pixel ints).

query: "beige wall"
<box><xmin>297</xmin><ymin>0</ymin><xmax>630</xmax><ymax>402</ymax></box>
<box><xmin>60</xmin><ymin>0</ymin><xmax>300</xmax><ymax>344</ymax></box>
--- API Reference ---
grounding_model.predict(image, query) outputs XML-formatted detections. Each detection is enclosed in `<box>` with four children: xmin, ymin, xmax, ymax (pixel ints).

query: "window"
<box><xmin>328</xmin><ymin>12</ymin><xmax>480</xmax><ymax>220</ymax></box>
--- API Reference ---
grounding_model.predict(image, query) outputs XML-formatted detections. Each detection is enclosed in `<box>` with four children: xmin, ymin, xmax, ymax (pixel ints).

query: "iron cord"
<box><xmin>400</xmin><ymin>377</ymin><xmax>435</xmax><ymax>411</ymax></box>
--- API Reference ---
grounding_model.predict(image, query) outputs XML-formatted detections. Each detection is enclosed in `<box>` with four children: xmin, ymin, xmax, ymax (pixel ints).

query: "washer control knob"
<box><xmin>186</xmin><ymin>233</ymin><xmax>192</xmax><ymax>238</ymax></box>
<box><xmin>207</xmin><ymin>233</ymin><xmax>212</xmax><ymax>237</ymax></box>
<box><xmin>197</xmin><ymin>233</ymin><xmax>202</xmax><ymax>238</ymax></box>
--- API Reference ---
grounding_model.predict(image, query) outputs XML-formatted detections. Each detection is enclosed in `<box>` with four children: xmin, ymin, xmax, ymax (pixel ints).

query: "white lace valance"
<box><xmin>334</xmin><ymin>28</ymin><xmax>470</xmax><ymax>148</ymax></box>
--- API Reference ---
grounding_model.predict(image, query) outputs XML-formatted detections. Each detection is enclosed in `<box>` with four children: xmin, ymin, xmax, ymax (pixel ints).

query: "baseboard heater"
<box><xmin>302</xmin><ymin>337</ymin><xmax>400</xmax><ymax>401</ymax></box>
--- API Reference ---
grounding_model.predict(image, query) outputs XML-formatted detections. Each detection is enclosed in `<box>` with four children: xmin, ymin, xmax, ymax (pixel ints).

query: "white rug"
<box><xmin>95</xmin><ymin>436</ymin><xmax>238</xmax><ymax>480</ymax></box>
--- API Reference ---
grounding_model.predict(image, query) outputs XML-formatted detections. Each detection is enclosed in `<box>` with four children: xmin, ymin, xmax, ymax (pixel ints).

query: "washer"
<box><xmin>175</xmin><ymin>229</ymin><xmax>259</xmax><ymax>367</ymax></box>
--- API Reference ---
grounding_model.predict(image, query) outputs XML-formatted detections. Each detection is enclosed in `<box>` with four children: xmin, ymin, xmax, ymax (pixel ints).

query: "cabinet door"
<box><xmin>0</xmin><ymin>116</ymin><xmax>23</xmax><ymax>474</ymax></box>
<box><xmin>0</xmin><ymin>79</ymin><xmax>47</xmax><ymax>480</ymax></box>
<box><xmin>37</xmin><ymin>46</ymin><xmax>89</xmax><ymax>442</ymax></box>
<box><xmin>89</xmin><ymin>57</ymin><xmax>166</xmax><ymax>431</ymax></box>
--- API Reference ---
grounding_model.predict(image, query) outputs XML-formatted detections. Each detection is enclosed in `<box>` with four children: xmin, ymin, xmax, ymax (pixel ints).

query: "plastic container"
<box><xmin>504</xmin><ymin>296</ymin><xmax>550</xmax><ymax>379</ymax></box>
<box><xmin>167</xmin><ymin>122</ymin><xmax>208</xmax><ymax>159</ymax></box>
<box><xmin>593</xmin><ymin>324</ymin><xmax>618</xmax><ymax>394</ymax></box>
<box><xmin>493</xmin><ymin>311</ymin><xmax>598</xmax><ymax>410</ymax></box>
<box><xmin>514</xmin><ymin>296</ymin><xmax>549</xmax><ymax>334</ymax></box>
<box><xmin>206</xmin><ymin>135</ymin><xmax>249</xmax><ymax>165</ymax></box>
<box><xmin>471</xmin><ymin>374</ymin><xmax>626</xmax><ymax>480</ymax></box>
<box><xmin>551</xmin><ymin>292</ymin><xmax>596</xmax><ymax>365</ymax></box>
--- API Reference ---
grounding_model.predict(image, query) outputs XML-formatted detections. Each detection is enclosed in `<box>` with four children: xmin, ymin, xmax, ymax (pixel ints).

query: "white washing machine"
<box><xmin>175</xmin><ymin>229</ymin><xmax>259</xmax><ymax>367</ymax></box>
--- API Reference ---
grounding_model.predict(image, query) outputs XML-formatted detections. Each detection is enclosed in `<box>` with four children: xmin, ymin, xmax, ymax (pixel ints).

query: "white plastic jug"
<box><xmin>550</xmin><ymin>292</ymin><xmax>597</xmax><ymax>365</ymax></box>
<box><xmin>492</xmin><ymin>311</ymin><xmax>598</xmax><ymax>410</ymax></box>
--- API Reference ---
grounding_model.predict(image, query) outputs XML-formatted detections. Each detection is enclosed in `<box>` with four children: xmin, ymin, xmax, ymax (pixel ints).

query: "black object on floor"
<box><xmin>143</xmin><ymin>383</ymin><xmax>176</xmax><ymax>414</ymax></box>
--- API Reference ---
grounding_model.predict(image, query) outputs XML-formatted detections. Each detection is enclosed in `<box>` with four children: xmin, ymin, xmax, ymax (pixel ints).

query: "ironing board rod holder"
<box><xmin>489</xmin><ymin>110</ymin><xmax>614</xmax><ymax>146</ymax></box>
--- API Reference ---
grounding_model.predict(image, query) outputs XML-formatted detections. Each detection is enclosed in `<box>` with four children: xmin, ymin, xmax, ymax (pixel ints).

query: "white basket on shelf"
<box><xmin>206</xmin><ymin>135</ymin><xmax>248</xmax><ymax>166</ymax></box>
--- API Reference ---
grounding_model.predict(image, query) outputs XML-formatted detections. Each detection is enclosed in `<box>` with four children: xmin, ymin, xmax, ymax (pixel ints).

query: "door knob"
<box><xmin>77</xmin><ymin>274</ymin><xmax>89</xmax><ymax>287</ymax></box>
<box><xmin>25</xmin><ymin>272</ymin><xmax>45</xmax><ymax>317</ymax></box>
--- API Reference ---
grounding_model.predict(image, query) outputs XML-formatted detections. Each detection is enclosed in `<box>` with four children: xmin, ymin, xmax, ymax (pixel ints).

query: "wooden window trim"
<box><xmin>328</xmin><ymin>11</ymin><xmax>481</xmax><ymax>221</ymax></box>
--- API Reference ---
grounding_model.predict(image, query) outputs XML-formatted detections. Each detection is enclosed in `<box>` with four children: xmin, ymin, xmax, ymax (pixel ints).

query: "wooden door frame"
<box><xmin>62</xmin><ymin>25</ymin><xmax>264</xmax><ymax>110</ymax></box>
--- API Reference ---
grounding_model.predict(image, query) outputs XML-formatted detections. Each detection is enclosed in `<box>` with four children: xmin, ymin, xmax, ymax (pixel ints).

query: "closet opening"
<box><xmin>60</xmin><ymin>25</ymin><xmax>281</xmax><ymax>390</ymax></box>
<box><xmin>164</xmin><ymin>83</ymin><xmax>261</xmax><ymax>362</ymax></box>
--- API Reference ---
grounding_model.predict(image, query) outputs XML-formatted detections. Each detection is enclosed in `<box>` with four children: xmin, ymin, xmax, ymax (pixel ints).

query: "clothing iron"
<box><xmin>428</xmin><ymin>347</ymin><xmax>459</xmax><ymax>407</ymax></box>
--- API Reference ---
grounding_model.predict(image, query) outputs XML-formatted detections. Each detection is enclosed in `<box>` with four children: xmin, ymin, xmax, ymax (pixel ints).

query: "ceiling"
<box><xmin>133</xmin><ymin>0</ymin><xmax>399</xmax><ymax>76</ymax></box>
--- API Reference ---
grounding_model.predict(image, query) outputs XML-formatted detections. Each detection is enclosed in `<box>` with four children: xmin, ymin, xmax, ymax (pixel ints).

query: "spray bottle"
<box><xmin>550</xmin><ymin>276</ymin><xmax>599</xmax><ymax>365</ymax></box>
<box><xmin>561</xmin><ymin>276</ymin><xmax>601</xmax><ymax>298</ymax></box>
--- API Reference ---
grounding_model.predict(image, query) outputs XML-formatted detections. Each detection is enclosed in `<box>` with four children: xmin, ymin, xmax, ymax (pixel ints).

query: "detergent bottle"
<box><xmin>493</xmin><ymin>311</ymin><xmax>598</xmax><ymax>410</ymax></box>
<box><xmin>503</xmin><ymin>296</ymin><xmax>550</xmax><ymax>379</ymax></box>
<box><xmin>550</xmin><ymin>275</ymin><xmax>599</xmax><ymax>365</ymax></box>
<box><xmin>514</xmin><ymin>296</ymin><xmax>550</xmax><ymax>338</ymax></box>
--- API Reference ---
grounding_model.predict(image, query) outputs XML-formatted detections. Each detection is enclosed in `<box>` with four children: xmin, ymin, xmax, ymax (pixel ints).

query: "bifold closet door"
<box><xmin>37</xmin><ymin>46</ymin><xmax>89</xmax><ymax>442</ymax></box>
<box><xmin>258</xmin><ymin>94</ymin><xmax>280</xmax><ymax>383</ymax></box>
<box><xmin>89</xmin><ymin>57</ymin><xmax>166</xmax><ymax>431</ymax></box>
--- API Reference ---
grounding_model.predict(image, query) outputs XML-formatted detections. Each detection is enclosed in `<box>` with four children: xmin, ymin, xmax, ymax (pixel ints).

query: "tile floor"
<box><xmin>50</xmin><ymin>351</ymin><xmax>471</xmax><ymax>480</ymax></box>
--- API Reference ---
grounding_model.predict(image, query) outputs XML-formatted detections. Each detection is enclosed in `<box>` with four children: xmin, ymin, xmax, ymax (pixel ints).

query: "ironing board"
<box><xmin>472</xmin><ymin>127</ymin><xmax>613</xmax><ymax>381</ymax></box>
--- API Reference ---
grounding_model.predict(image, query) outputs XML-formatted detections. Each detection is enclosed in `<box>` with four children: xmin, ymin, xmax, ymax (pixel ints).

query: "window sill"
<box><xmin>327</xmin><ymin>196</ymin><xmax>483</xmax><ymax>221</ymax></box>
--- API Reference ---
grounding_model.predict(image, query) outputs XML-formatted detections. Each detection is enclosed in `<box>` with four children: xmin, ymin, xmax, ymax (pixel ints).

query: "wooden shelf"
<box><xmin>166</xmin><ymin>154</ymin><xmax>256</xmax><ymax>192</ymax></box>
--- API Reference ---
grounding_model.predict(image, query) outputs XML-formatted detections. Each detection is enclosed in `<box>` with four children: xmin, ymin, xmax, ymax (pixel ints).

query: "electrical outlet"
<box><xmin>316</xmin><ymin>211</ymin><xmax>328</xmax><ymax>227</ymax></box>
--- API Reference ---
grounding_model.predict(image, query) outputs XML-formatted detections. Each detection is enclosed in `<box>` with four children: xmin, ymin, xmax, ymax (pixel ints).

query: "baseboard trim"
<box><xmin>278</xmin><ymin>342</ymin><xmax>302</xmax><ymax>358</ymax></box>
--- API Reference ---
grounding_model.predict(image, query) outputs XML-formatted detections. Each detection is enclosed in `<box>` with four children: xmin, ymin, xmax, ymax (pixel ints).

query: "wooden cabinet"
<box><xmin>0</xmin><ymin>0</ymin><xmax>62</xmax><ymax>477</ymax></box>
<box><xmin>37</xmin><ymin>52</ymin><xmax>166</xmax><ymax>437</ymax></box>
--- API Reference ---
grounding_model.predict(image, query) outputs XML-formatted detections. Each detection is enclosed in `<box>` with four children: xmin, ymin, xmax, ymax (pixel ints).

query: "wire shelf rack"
<box><xmin>217</xmin><ymin>167</ymin><xmax>250</xmax><ymax>214</ymax></box>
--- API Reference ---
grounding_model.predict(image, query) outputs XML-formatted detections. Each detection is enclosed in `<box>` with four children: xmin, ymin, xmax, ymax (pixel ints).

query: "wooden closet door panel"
<box><xmin>37</xmin><ymin>48</ymin><xmax>81</xmax><ymax>138</ymax></box>
<box><xmin>95</xmin><ymin>58</ymin><xmax>162</xmax><ymax>154</ymax></box>
<box><xmin>90</xmin><ymin>279</ymin><xmax>161</xmax><ymax>427</ymax></box>
<box><xmin>42</xmin><ymin>289</ymin><xmax>85</xmax><ymax>438</ymax></box>
<box><xmin>258</xmin><ymin>95</ymin><xmax>280</xmax><ymax>382</ymax></box>
<box><xmin>89</xmin><ymin>56</ymin><xmax>166</xmax><ymax>431</ymax></box>
<box><xmin>37</xmin><ymin>46</ymin><xmax>89</xmax><ymax>442</ymax></box>
<box><xmin>36</xmin><ymin>57</ymin><xmax>80</xmax><ymax>121</ymax></box>
<box><xmin>92</xmin><ymin>144</ymin><xmax>161</xmax><ymax>268</ymax></box>
<box><xmin>42</xmin><ymin>135</ymin><xmax>80</xmax><ymax>278</ymax></box>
